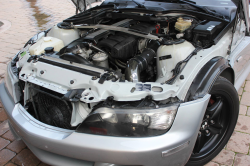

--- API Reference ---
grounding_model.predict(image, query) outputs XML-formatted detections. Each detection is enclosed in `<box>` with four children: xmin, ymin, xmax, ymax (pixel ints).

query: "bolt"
<box><xmin>205</xmin><ymin>130</ymin><xmax>209</xmax><ymax>134</ymax></box>
<box><xmin>92</xmin><ymin>76</ymin><xmax>98</xmax><ymax>80</ymax></box>
<box><xmin>40</xmin><ymin>70</ymin><xmax>44</xmax><ymax>74</ymax></box>
<box><xmin>206</xmin><ymin>115</ymin><xmax>209</xmax><ymax>119</ymax></box>
<box><xmin>210</xmin><ymin>120</ymin><xmax>215</xmax><ymax>124</ymax></box>
<box><xmin>147</xmin><ymin>96</ymin><xmax>152</xmax><ymax>100</ymax></box>
<box><xmin>180</xmin><ymin>75</ymin><xmax>184</xmax><ymax>80</ymax></box>
<box><xmin>70</xmin><ymin>80</ymin><xmax>74</xmax><ymax>84</ymax></box>
<box><xmin>112</xmin><ymin>105</ymin><xmax>115</xmax><ymax>108</ymax></box>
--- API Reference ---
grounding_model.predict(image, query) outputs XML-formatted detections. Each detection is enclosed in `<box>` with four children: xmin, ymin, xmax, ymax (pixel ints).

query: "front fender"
<box><xmin>185</xmin><ymin>57</ymin><xmax>234</xmax><ymax>101</ymax></box>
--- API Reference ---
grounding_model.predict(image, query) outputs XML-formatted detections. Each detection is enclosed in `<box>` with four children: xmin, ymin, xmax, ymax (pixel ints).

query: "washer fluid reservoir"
<box><xmin>29</xmin><ymin>37</ymin><xmax>64</xmax><ymax>55</ymax></box>
<box><xmin>156</xmin><ymin>41</ymin><xmax>195</xmax><ymax>83</ymax></box>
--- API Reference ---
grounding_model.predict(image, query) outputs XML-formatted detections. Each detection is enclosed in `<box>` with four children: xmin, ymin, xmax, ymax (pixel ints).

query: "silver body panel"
<box><xmin>229</xmin><ymin>36</ymin><xmax>250</xmax><ymax>90</ymax></box>
<box><xmin>1</xmin><ymin>1</ymin><xmax>250</xmax><ymax>165</ymax></box>
<box><xmin>0</xmin><ymin>82</ymin><xmax>210</xmax><ymax>166</ymax></box>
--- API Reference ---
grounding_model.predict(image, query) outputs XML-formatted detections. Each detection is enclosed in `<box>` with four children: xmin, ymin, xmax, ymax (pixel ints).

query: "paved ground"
<box><xmin>0</xmin><ymin>0</ymin><xmax>250</xmax><ymax>166</ymax></box>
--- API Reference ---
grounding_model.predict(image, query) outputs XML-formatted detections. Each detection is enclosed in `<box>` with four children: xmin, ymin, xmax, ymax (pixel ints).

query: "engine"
<box><xmin>28</xmin><ymin>17</ymin><xmax>225</xmax><ymax>84</ymax></box>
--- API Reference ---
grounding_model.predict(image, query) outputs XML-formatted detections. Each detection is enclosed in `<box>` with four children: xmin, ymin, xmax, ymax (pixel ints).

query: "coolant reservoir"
<box><xmin>29</xmin><ymin>37</ymin><xmax>64</xmax><ymax>55</ymax></box>
<box><xmin>156</xmin><ymin>41</ymin><xmax>195</xmax><ymax>82</ymax></box>
<box><xmin>175</xmin><ymin>17</ymin><xmax>191</xmax><ymax>32</ymax></box>
<box><xmin>47</xmin><ymin>25</ymin><xmax>80</xmax><ymax>45</ymax></box>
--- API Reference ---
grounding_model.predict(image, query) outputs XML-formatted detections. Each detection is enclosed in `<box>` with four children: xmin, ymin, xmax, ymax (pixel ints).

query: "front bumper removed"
<box><xmin>0</xmin><ymin>82</ymin><xmax>210</xmax><ymax>166</ymax></box>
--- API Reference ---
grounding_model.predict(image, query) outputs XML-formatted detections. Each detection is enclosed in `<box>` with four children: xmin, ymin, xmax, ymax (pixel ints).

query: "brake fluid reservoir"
<box><xmin>175</xmin><ymin>17</ymin><xmax>192</xmax><ymax>32</ymax></box>
<box><xmin>29</xmin><ymin>37</ymin><xmax>64</xmax><ymax>55</ymax></box>
<box><xmin>156</xmin><ymin>41</ymin><xmax>195</xmax><ymax>82</ymax></box>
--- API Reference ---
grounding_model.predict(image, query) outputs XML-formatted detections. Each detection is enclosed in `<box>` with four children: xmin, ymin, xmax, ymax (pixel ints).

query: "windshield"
<box><xmin>189</xmin><ymin>0</ymin><xmax>237</xmax><ymax>6</ymax></box>
<box><xmin>72</xmin><ymin>0</ymin><xmax>238</xmax><ymax>14</ymax></box>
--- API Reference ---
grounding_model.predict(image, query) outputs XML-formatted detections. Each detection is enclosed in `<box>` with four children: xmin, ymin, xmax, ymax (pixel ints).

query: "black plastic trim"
<box><xmin>185</xmin><ymin>57</ymin><xmax>233</xmax><ymax>101</ymax></box>
<box><xmin>38</xmin><ymin>58</ymin><xmax>101</xmax><ymax>77</ymax></box>
<box><xmin>213</xmin><ymin>14</ymin><xmax>236</xmax><ymax>44</ymax></box>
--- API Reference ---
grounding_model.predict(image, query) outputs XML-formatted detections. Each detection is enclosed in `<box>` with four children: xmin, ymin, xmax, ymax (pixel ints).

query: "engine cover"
<box><xmin>97</xmin><ymin>33</ymin><xmax>137</xmax><ymax>61</ymax></box>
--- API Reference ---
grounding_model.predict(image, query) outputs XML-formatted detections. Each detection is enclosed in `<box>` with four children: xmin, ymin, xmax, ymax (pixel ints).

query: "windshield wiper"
<box><xmin>178</xmin><ymin>0</ymin><xmax>225</xmax><ymax>19</ymax></box>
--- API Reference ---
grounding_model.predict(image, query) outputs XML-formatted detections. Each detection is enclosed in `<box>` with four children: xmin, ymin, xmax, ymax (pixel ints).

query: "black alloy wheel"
<box><xmin>186</xmin><ymin>76</ymin><xmax>239</xmax><ymax>166</ymax></box>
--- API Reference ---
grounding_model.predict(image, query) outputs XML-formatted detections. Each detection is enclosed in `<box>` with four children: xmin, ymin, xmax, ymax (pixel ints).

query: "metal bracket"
<box><xmin>73</xmin><ymin>24</ymin><xmax>160</xmax><ymax>41</ymax></box>
<box><xmin>63</xmin><ymin>89</ymin><xmax>85</xmax><ymax>102</ymax></box>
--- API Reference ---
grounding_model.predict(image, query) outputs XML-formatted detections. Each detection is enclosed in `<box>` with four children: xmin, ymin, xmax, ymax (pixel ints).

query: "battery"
<box><xmin>193</xmin><ymin>21</ymin><xmax>224</xmax><ymax>43</ymax></box>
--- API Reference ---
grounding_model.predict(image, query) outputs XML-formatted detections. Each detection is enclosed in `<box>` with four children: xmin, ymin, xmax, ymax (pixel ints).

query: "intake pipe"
<box><xmin>125</xmin><ymin>40</ymin><xmax>160</xmax><ymax>82</ymax></box>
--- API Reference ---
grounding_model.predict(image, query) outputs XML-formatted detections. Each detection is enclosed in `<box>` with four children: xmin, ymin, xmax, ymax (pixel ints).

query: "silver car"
<box><xmin>1</xmin><ymin>0</ymin><xmax>249</xmax><ymax>165</ymax></box>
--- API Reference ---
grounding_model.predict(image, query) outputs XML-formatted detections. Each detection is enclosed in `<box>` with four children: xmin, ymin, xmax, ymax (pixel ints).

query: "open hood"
<box><xmin>71</xmin><ymin>0</ymin><xmax>103</xmax><ymax>12</ymax></box>
<box><xmin>71</xmin><ymin>0</ymin><xmax>246</xmax><ymax>12</ymax></box>
<box><xmin>71</xmin><ymin>0</ymin><xmax>249</xmax><ymax>32</ymax></box>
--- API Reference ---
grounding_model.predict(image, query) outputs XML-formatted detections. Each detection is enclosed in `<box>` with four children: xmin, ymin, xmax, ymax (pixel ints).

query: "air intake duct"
<box><xmin>125</xmin><ymin>40</ymin><xmax>160</xmax><ymax>82</ymax></box>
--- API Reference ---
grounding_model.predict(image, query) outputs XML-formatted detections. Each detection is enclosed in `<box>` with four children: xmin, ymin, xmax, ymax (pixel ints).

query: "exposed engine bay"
<box><xmin>24</xmin><ymin>17</ymin><xmax>225</xmax><ymax>84</ymax></box>
<box><xmin>16</xmin><ymin>13</ymin><xmax>227</xmax><ymax>130</ymax></box>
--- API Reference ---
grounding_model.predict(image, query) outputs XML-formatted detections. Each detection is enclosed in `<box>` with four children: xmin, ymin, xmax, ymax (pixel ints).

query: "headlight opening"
<box><xmin>76</xmin><ymin>104</ymin><xmax>178</xmax><ymax>137</ymax></box>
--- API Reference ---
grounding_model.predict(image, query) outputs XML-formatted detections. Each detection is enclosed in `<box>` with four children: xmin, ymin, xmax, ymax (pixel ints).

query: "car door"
<box><xmin>230</xmin><ymin>0</ymin><xmax>250</xmax><ymax>84</ymax></box>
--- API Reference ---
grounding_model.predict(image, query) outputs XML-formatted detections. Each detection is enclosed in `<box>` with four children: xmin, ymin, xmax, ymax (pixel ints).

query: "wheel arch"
<box><xmin>219</xmin><ymin>67</ymin><xmax>235</xmax><ymax>85</ymax></box>
<box><xmin>185</xmin><ymin>57</ymin><xmax>234</xmax><ymax>101</ymax></box>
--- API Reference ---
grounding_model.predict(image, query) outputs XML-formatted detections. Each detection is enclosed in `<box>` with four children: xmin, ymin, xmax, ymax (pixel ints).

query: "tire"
<box><xmin>186</xmin><ymin>76</ymin><xmax>239</xmax><ymax>166</ymax></box>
